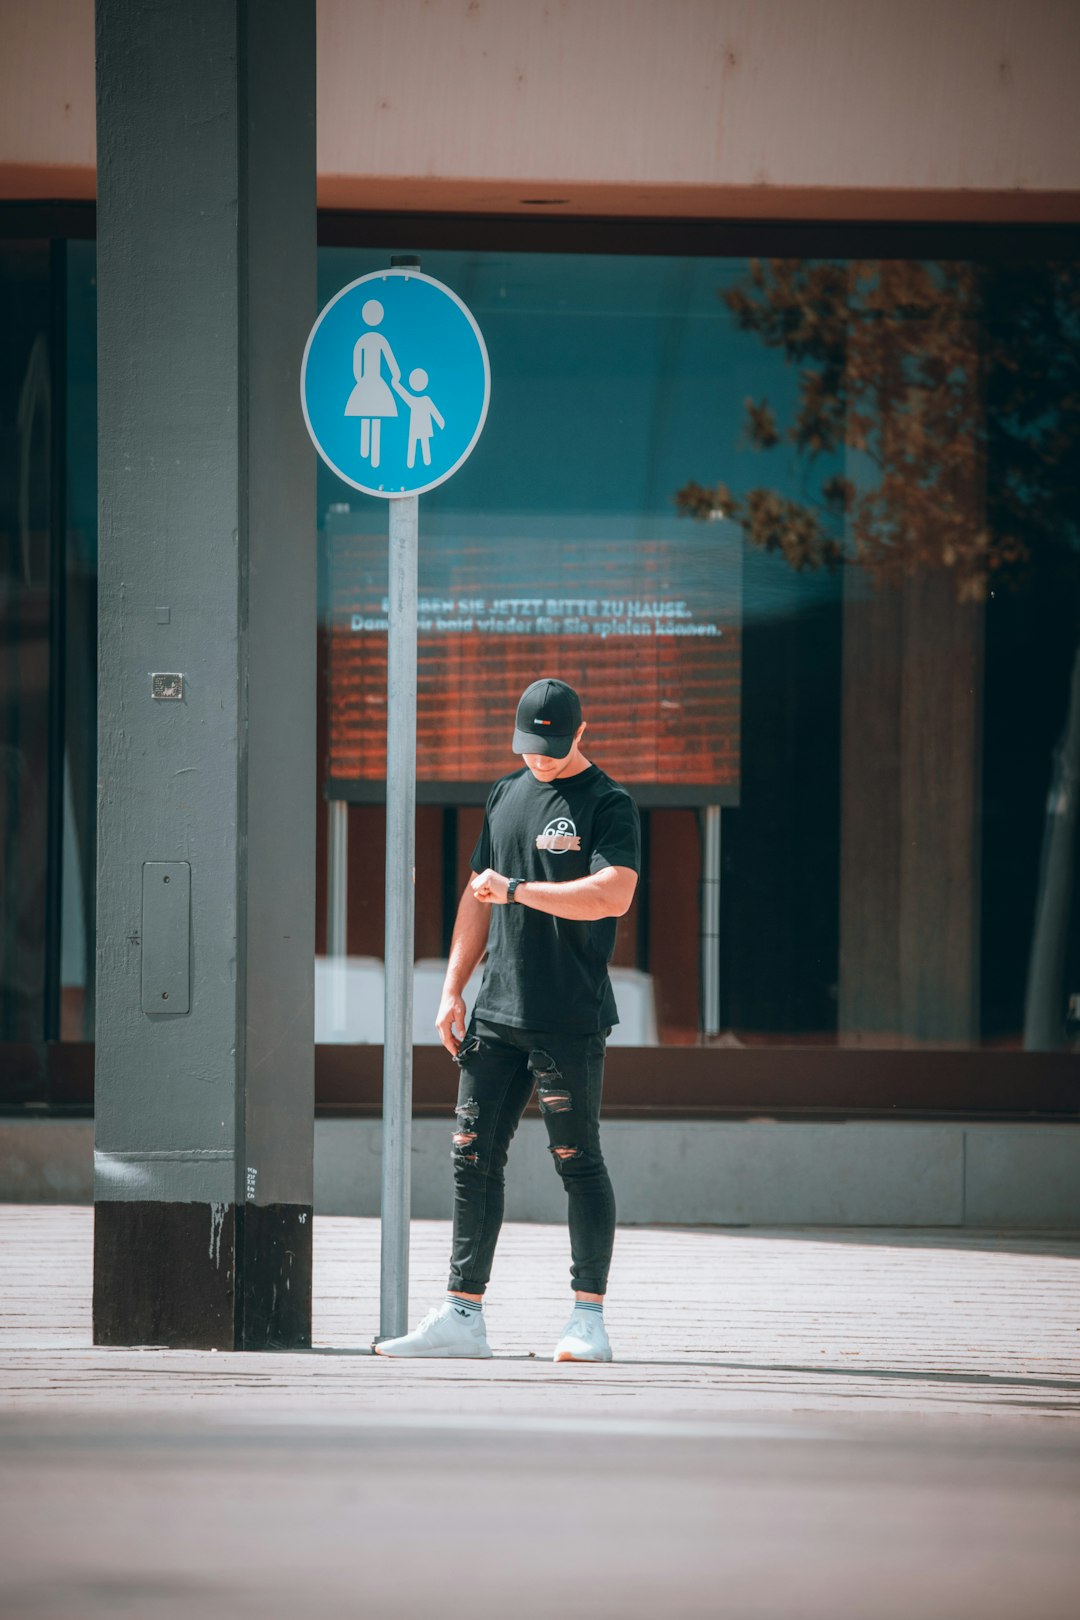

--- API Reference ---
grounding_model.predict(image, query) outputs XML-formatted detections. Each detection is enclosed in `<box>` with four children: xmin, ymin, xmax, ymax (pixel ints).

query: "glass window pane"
<box><xmin>0</xmin><ymin>241</ymin><xmax>53</xmax><ymax>1047</ymax></box>
<box><xmin>61</xmin><ymin>239</ymin><xmax>98</xmax><ymax>1041</ymax></box>
<box><xmin>318</xmin><ymin>245</ymin><xmax>1080</xmax><ymax>1053</ymax></box>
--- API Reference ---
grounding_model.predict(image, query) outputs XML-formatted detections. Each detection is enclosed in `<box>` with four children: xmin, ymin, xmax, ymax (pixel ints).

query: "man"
<box><xmin>376</xmin><ymin>677</ymin><xmax>641</xmax><ymax>1362</ymax></box>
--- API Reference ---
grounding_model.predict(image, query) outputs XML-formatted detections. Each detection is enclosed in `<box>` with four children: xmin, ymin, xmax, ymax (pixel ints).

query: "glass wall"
<box><xmin>318</xmin><ymin>246</ymin><xmax>1080</xmax><ymax>1052</ymax></box>
<box><xmin>3</xmin><ymin>226</ymin><xmax>1077</xmax><ymax>1078</ymax></box>
<box><xmin>0</xmin><ymin>235</ymin><xmax>97</xmax><ymax>1064</ymax></box>
<box><xmin>0</xmin><ymin>240</ymin><xmax>54</xmax><ymax>1049</ymax></box>
<box><xmin>60</xmin><ymin>239</ymin><xmax>98</xmax><ymax>1041</ymax></box>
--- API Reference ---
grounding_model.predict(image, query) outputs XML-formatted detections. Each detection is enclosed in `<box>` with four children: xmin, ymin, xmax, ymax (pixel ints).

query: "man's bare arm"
<box><xmin>471</xmin><ymin>865</ymin><xmax>637</xmax><ymax>921</ymax></box>
<box><xmin>436</xmin><ymin>879</ymin><xmax>492</xmax><ymax>1055</ymax></box>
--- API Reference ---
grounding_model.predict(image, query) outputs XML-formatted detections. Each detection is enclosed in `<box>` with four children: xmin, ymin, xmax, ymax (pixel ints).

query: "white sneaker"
<box><xmin>375</xmin><ymin>1300</ymin><xmax>493</xmax><ymax>1359</ymax></box>
<box><xmin>553</xmin><ymin>1308</ymin><xmax>612</xmax><ymax>1363</ymax></box>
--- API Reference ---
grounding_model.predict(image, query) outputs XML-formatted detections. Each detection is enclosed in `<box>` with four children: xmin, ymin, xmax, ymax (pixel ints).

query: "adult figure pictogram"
<box><xmin>345</xmin><ymin>299</ymin><xmax>401</xmax><ymax>469</ymax></box>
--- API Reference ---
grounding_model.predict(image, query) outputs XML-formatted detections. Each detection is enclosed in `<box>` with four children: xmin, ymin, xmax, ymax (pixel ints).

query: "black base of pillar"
<box><xmin>93</xmin><ymin>1201</ymin><xmax>312</xmax><ymax>1350</ymax></box>
<box><xmin>236</xmin><ymin>1202</ymin><xmax>313</xmax><ymax>1351</ymax></box>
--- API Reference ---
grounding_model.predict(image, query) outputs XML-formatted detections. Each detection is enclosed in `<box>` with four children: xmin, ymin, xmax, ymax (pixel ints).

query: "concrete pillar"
<box><xmin>92</xmin><ymin>0</ymin><xmax>316</xmax><ymax>1348</ymax></box>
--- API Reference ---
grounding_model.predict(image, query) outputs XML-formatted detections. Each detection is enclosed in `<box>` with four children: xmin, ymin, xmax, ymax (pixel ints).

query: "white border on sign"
<box><xmin>300</xmin><ymin>266</ymin><xmax>491</xmax><ymax>500</ymax></box>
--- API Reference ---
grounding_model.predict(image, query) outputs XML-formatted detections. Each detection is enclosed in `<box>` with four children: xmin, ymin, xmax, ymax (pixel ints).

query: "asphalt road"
<box><xmin>2</xmin><ymin>1409</ymin><xmax>1079</xmax><ymax>1619</ymax></box>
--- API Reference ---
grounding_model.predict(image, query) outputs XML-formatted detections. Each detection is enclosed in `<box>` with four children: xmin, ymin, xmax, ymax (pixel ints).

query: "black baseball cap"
<box><xmin>512</xmin><ymin>678</ymin><xmax>583</xmax><ymax>756</ymax></box>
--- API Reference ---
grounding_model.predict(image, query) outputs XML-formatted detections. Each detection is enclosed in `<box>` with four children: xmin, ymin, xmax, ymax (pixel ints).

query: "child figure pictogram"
<box><xmin>392</xmin><ymin>369</ymin><xmax>445</xmax><ymax>468</ymax></box>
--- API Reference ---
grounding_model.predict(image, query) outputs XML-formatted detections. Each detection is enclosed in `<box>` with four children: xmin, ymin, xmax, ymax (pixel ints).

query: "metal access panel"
<box><xmin>141</xmin><ymin>862</ymin><xmax>191</xmax><ymax>1014</ymax></box>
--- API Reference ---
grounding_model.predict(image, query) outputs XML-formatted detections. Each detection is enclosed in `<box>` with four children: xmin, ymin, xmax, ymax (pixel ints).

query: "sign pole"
<box><xmin>380</xmin><ymin>491</ymin><xmax>419</xmax><ymax>1339</ymax></box>
<box><xmin>300</xmin><ymin>252</ymin><xmax>489</xmax><ymax>1343</ymax></box>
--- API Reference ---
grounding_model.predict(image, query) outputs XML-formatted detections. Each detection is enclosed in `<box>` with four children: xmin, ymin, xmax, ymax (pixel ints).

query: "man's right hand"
<box><xmin>436</xmin><ymin>990</ymin><xmax>467</xmax><ymax>1056</ymax></box>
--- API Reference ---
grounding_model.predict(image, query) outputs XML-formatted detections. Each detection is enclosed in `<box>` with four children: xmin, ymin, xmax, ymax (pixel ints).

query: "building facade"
<box><xmin>2</xmin><ymin>1</ymin><xmax>1079</xmax><ymax>1236</ymax></box>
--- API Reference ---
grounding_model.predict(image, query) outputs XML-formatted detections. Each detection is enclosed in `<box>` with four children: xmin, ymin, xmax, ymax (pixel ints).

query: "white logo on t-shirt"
<box><xmin>536</xmin><ymin>816</ymin><xmax>581</xmax><ymax>854</ymax></box>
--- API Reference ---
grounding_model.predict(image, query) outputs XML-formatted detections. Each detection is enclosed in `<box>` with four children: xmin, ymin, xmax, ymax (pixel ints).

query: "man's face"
<box><xmin>521</xmin><ymin>722</ymin><xmax>587</xmax><ymax>781</ymax></box>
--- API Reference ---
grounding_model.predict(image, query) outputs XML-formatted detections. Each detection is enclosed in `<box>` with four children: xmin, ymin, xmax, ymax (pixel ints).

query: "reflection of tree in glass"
<box><xmin>677</xmin><ymin>258</ymin><xmax>1080</xmax><ymax>1049</ymax></box>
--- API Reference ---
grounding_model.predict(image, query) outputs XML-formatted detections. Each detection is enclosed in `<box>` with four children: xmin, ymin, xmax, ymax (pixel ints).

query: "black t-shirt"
<box><xmin>470</xmin><ymin>763</ymin><xmax>641</xmax><ymax>1033</ymax></box>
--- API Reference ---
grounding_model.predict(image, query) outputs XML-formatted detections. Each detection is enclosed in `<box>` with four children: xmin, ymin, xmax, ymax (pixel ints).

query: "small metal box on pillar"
<box><xmin>302</xmin><ymin>263</ymin><xmax>490</xmax><ymax>1339</ymax></box>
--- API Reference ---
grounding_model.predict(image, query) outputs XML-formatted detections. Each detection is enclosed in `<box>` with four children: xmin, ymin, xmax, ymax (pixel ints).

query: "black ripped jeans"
<box><xmin>448</xmin><ymin>1016</ymin><xmax>616</xmax><ymax>1297</ymax></box>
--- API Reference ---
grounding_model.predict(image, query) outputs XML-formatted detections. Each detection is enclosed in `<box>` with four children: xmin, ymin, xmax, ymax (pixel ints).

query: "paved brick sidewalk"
<box><xmin>2</xmin><ymin>1206</ymin><xmax>1079</xmax><ymax>1421</ymax></box>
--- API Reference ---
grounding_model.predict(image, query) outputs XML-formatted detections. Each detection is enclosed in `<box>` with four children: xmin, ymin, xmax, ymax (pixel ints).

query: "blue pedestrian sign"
<box><xmin>301</xmin><ymin>267</ymin><xmax>490</xmax><ymax>499</ymax></box>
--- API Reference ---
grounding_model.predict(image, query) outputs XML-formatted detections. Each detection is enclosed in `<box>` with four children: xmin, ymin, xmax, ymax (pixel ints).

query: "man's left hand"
<box><xmin>471</xmin><ymin>868</ymin><xmax>510</xmax><ymax>905</ymax></box>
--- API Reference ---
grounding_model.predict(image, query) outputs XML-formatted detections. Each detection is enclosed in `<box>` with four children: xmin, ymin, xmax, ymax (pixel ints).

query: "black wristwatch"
<box><xmin>507</xmin><ymin>878</ymin><xmax>525</xmax><ymax>903</ymax></box>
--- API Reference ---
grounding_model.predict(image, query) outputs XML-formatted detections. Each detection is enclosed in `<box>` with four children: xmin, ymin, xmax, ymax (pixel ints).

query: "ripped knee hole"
<box><xmin>552</xmin><ymin>1145</ymin><xmax>581</xmax><ymax>1161</ymax></box>
<box><xmin>452</xmin><ymin>1096</ymin><xmax>480</xmax><ymax>1161</ymax></box>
